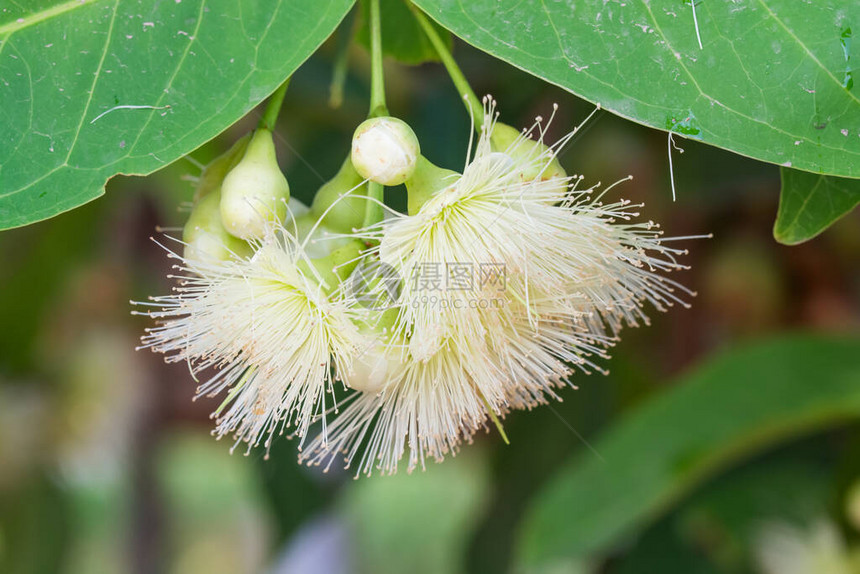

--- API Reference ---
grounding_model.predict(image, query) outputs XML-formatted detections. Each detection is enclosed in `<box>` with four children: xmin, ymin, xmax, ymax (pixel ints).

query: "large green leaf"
<box><xmin>0</xmin><ymin>0</ymin><xmax>354</xmax><ymax>230</ymax></box>
<box><xmin>774</xmin><ymin>168</ymin><xmax>860</xmax><ymax>244</ymax></box>
<box><xmin>516</xmin><ymin>335</ymin><xmax>860</xmax><ymax>571</ymax></box>
<box><xmin>413</xmin><ymin>0</ymin><xmax>860</xmax><ymax>178</ymax></box>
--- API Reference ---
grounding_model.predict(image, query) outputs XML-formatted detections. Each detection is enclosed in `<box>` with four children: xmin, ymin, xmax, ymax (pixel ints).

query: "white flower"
<box><xmin>301</xmin><ymin>339</ymin><xmax>507</xmax><ymax>475</ymax></box>
<box><xmin>488</xmin><ymin>294</ymin><xmax>612</xmax><ymax>411</ymax></box>
<box><xmin>369</xmin><ymin>101</ymin><xmax>691</xmax><ymax>361</ymax></box>
<box><xmin>301</xmin><ymin>296</ymin><xmax>611</xmax><ymax>476</ymax></box>
<box><xmin>135</xmin><ymin>220</ymin><xmax>363</xmax><ymax>453</ymax></box>
<box><xmin>304</xmin><ymin>98</ymin><xmax>695</xmax><ymax>473</ymax></box>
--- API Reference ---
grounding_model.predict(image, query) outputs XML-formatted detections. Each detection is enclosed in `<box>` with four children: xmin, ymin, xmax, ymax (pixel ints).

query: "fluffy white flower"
<box><xmin>302</xmin><ymin>287</ymin><xmax>618</xmax><ymax>475</ymax></box>
<box><xmin>304</xmin><ymin>99</ymin><xmax>695</xmax><ymax>473</ymax></box>
<box><xmin>300</xmin><ymin>338</ymin><xmax>507</xmax><ymax>475</ymax></box>
<box><xmin>369</xmin><ymin>101</ymin><xmax>691</xmax><ymax>360</ymax></box>
<box><xmin>135</xmin><ymin>221</ymin><xmax>363</xmax><ymax>453</ymax></box>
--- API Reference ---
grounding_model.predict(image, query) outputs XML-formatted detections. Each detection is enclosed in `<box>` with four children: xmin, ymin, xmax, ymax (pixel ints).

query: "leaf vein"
<box><xmin>64</xmin><ymin>0</ymin><xmax>120</xmax><ymax>164</ymax></box>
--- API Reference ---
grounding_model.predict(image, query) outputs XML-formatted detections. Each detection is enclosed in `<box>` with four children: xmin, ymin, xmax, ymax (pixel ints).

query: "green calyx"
<box><xmin>298</xmin><ymin>239</ymin><xmax>365</xmax><ymax>292</ymax></box>
<box><xmin>193</xmin><ymin>134</ymin><xmax>251</xmax><ymax>202</ymax></box>
<box><xmin>183</xmin><ymin>137</ymin><xmax>258</xmax><ymax>263</ymax></box>
<box><xmin>220</xmin><ymin>128</ymin><xmax>291</xmax><ymax>240</ymax></box>
<box><xmin>405</xmin><ymin>155</ymin><xmax>460</xmax><ymax>215</ymax></box>
<box><xmin>310</xmin><ymin>156</ymin><xmax>368</xmax><ymax>233</ymax></box>
<box><xmin>183</xmin><ymin>189</ymin><xmax>252</xmax><ymax>263</ymax></box>
<box><xmin>489</xmin><ymin>122</ymin><xmax>567</xmax><ymax>182</ymax></box>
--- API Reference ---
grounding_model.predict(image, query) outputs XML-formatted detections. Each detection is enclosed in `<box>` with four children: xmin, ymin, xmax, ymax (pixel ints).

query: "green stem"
<box><xmin>362</xmin><ymin>0</ymin><xmax>387</xmax><ymax>230</ymax></box>
<box><xmin>362</xmin><ymin>181</ymin><xmax>384</xmax><ymax>230</ymax></box>
<box><xmin>368</xmin><ymin>0</ymin><xmax>388</xmax><ymax>118</ymax></box>
<box><xmin>259</xmin><ymin>78</ymin><xmax>291</xmax><ymax>131</ymax></box>
<box><xmin>409</xmin><ymin>4</ymin><xmax>483</xmax><ymax>126</ymax></box>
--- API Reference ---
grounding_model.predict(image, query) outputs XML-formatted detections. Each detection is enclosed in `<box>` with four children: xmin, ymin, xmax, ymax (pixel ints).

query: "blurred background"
<box><xmin>1</xmin><ymin>29</ymin><xmax>859</xmax><ymax>574</ymax></box>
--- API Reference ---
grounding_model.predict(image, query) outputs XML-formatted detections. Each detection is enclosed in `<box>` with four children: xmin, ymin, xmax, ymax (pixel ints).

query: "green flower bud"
<box><xmin>220</xmin><ymin>128</ymin><xmax>290</xmax><ymax>240</ymax></box>
<box><xmin>490</xmin><ymin>122</ymin><xmax>567</xmax><ymax>182</ymax></box>
<box><xmin>404</xmin><ymin>155</ymin><xmax>460</xmax><ymax>215</ymax></box>
<box><xmin>310</xmin><ymin>156</ymin><xmax>367</xmax><ymax>233</ymax></box>
<box><xmin>351</xmin><ymin>117</ymin><xmax>420</xmax><ymax>186</ymax></box>
<box><xmin>193</xmin><ymin>134</ymin><xmax>251</xmax><ymax>202</ymax></box>
<box><xmin>183</xmin><ymin>189</ymin><xmax>252</xmax><ymax>263</ymax></box>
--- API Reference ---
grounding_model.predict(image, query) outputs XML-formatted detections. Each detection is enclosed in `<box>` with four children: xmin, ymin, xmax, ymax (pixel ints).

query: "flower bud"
<box><xmin>183</xmin><ymin>190</ymin><xmax>251</xmax><ymax>263</ymax></box>
<box><xmin>220</xmin><ymin>128</ymin><xmax>290</xmax><ymax>239</ymax></box>
<box><xmin>351</xmin><ymin>117</ymin><xmax>420</xmax><ymax>186</ymax></box>
<box><xmin>490</xmin><ymin>122</ymin><xmax>567</xmax><ymax>182</ymax></box>
<box><xmin>310</xmin><ymin>157</ymin><xmax>367</xmax><ymax>232</ymax></box>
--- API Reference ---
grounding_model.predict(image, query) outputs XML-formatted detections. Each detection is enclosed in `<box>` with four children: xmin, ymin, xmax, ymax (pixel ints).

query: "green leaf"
<box><xmin>0</xmin><ymin>0</ymin><xmax>355</xmax><ymax>230</ymax></box>
<box><xmin>516</xmin><ymin>334</ymin><xmax>860</xmax><ymax>571</ymax></box>
<box><xmin>413</xmin><ymin>0</ymin><xmax>860</xmax><ymax>178</ymax></box>
<box><xmin>617</xmin><ymin>459</ymin><xmax>833</xmax><ymax>573</ymax></box>
<box><xmin>357</xmin><ymin>0</ymin><xmax>452</xmax><ymax>65</ymax></box>
<box><xmin>774</xmin><ymin>168</ymin><xmax>860</xmax><ymax>244</ymax></box>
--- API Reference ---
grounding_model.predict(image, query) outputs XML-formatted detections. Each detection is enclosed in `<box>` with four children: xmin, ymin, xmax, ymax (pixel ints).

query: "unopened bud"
<box><xmin>220</xmin><ymin>128</ymin><xmax>290</xmax><ymax>239</ymax></box>
<box><xmin>297</xmin><ymin>239</ymin><xmax>365</xmax><ymax>292</ymax></box>
<box><xmin>351</xmin><ymin>117</ymin><xmax>420</xmax><ymax>186</ymax></box>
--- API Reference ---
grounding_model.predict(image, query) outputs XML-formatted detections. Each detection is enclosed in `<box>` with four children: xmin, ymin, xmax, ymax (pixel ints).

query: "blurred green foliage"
<box><xmin>518</xmin><ymin>335</ymin><xmax>860</xmax><ymax>570</ymax></box>
<box><xmin>344</xmin><ymin>451</ymin><xmax>490</xmax><ymax>574</ymax></box>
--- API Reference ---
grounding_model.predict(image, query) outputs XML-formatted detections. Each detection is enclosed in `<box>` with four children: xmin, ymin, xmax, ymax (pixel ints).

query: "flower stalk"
<box><xmin>367</xmin><ymin>0</ymin><xmax>388</xmax><ymax>119</ymax></box>
<box><xmin>258</xmin><ymin>78</ymin><xmax>291</xmax><ymax>132</ymax></box>
<box><xmin>410</xmin><ymin>4</ymin><xmax>483</xmax><ymax>126</ymax></box>
<box><xmin>363</xmin><ymin>0</ymin><xmax>387</xmax><ymax>230</ymax></box>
